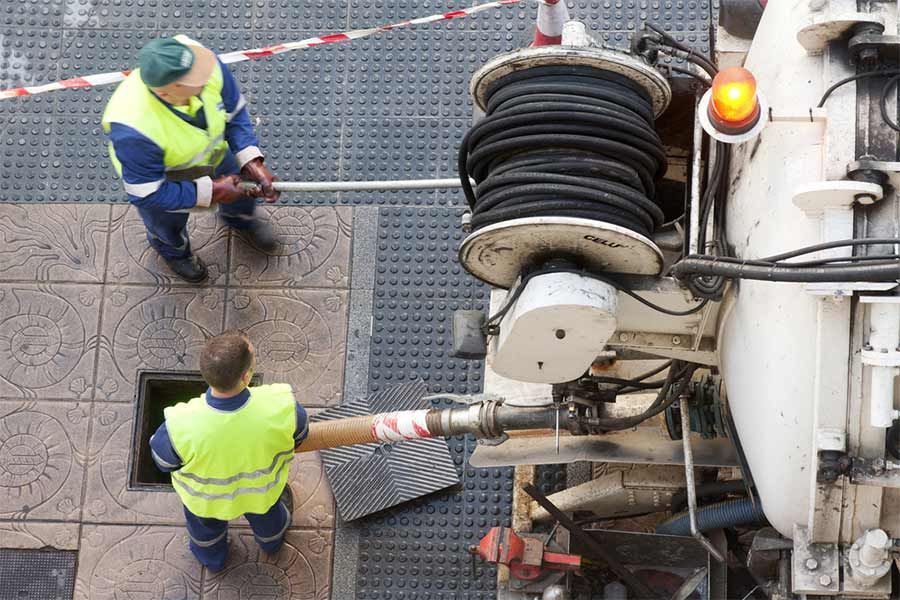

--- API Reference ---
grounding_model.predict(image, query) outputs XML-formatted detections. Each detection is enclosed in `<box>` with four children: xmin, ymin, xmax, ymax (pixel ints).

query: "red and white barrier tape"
<box><xmin>372</xmin><ymin>410</ymin><xmax>434</xmax><ymax>443</ymax></box>
<box><xmin>0</xmin><ymin>0</ymin><xmax>525</xmax><ymax>100</ymax></box>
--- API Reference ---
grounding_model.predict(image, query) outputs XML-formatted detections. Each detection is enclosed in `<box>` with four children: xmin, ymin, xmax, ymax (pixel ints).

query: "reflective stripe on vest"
<box><xmin>101</xmin><ymin>35</ymin><xmax>229</xmax><ymax>183</ymax></box>
<box><xmin>164</xmin><ymin>384</ymin><xmax>297</xmax><ymax>520</ymax></box>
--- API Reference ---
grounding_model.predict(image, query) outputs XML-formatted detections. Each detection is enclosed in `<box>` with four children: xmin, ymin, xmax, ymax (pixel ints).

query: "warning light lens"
<box><xmin>709</xmin><ymin>67</ymin><xmax>760</xmax><ymax>133</ymax></box>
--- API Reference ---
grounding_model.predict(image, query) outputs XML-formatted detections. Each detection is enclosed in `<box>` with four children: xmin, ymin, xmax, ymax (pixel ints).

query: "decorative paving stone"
<box><xmin>93</xmin><ymin>286</ymin><xmax>224</xmax><ymax>402</ymax></box>
<box><xmin>74</xmin><ymin>525</ymin><xmax>202</xmax><ymax>600</ymax></box>
<box><xmin>280</xmin><ymin>450</ymin><xmax>335</xmax><ymax>530</ymax></box>
<box><xmin>82</xmin><ymin>403</ymin><xmax>183</xmax><ymax>524</ymax></box>
<box><xmin>224</xmin><ymin>289</ymin><xmax>348</xmax><ymax>407</ymax></box>
<box><xmin>0</xmin><ymin>284</ymin><xmax>100</xmax><ymax>400</ymax></box>
<box><xmin>0</xmin><ymin>521</ymin><xmax>80</xmax><ymax>549</ymax></box>
<box><xmin>107</xmin><ymin>205</ymin><xmax>230</xmax><ymax>287</ymax></box>
<box><xmin>201</xmin><ymin>529</ymin><xmax>333</xmax><ymax>600</ymax></box>
<box><xmin>230</xmin><ymin>206</ymin><xmax>352</xmax><ymax>289</ymax></box>
<box><xmin>0</xmin><ymin>204</ymin><xmax>109</xmax><ymax>283</ymax></box>
<box><xmin>0</xmin><ymin>401</ymin><xmax>89</xmax><ymax>521</ymax></box>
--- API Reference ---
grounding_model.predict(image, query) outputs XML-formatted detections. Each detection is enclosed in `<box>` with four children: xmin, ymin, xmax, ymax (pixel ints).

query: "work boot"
<box><xmin>243</xmin><ymin>220</ymin><xmax>279</xmax><ymax>253</ymax></box>
<box><xmin>164</xmin><ymin>255</ymin><xmax>208</xmax><ymax>283</ymax></box>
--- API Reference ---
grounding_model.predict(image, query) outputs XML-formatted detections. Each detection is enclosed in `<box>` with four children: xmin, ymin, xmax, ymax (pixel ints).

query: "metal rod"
<box><xmin>522</xmin><ymin>483</ymin><xmax>660</xmax><ymax>599</ymax></box>
<box><xmin>688</xmin><ymin>92</ymin><xmax>704</xmax><ymax>256</ymax></box>
<box><xmin>679</xmin><ymin>394</ymin><xmax>727</xmax><ymax>563</ymax></box>
<box><xmin>241</xmin><ymin>177</ymin><xmax>467</xmax><ymax>194</ymax></box>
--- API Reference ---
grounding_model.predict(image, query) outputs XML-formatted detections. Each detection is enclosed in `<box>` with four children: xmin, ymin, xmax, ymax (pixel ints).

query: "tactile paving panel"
<box><xmin>359</xmin><ymin>206</ymin><xmax>511</xmax><ymax>597</ymax></box>
<box><xmin>369</xmin><ymin>207</ymin><xmax>489</xmax><ymax>394</ymax></box>
<box><xmin>314</xmin><ymin>380</ymin><xmax>460</xmax><ymax>521</ymax></box>
<box><xmin>0</xmin><ymin>549</ymin><xmax>76</xmax><ymax>600</ymax></box>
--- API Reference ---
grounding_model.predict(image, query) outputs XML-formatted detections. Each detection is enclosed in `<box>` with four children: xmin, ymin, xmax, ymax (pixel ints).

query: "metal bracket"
<box><xmin>793</xmin><ymin>524</ymin><xmax>841</xmax><ymax>595</ymax></box>
<box><xmin>792</xmin><ymin>180</ymin><xmax>884</xmax><ymax>214</ymax></box>
<box><xmin>849</xmin><ymin>159</ymin><xmax>900</xmax><ymax>193</ymax></box>
<box><xmin>849</xmin><ymin>457</ymin><xmax>900</xmax><ymax>487</ymax></box>
<box><xmin>848</xmin><ymin>32</ymin><xmax>899</xmax><ymax>66</ymax></box>
<box><xmin>796</xmin><ymin>13</ymin><xmax>885</xmax><ymax>54</ymax></box>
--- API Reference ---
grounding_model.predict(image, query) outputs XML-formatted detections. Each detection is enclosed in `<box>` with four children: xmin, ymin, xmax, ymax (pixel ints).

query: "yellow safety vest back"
<box><xmin>164</xmin><ymin>384</ymin><xmax>297</xmax><ymax>520</ymax></box>
<box><xmin>101</xmin><ymin>35</ymin><xmax>229</xmax><ymax>182</ymax></box>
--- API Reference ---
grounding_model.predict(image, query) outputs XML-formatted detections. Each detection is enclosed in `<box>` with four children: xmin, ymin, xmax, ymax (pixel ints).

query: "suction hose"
<box><xmin>655</xmin><ymin>498</ymin><xmax>767</xmax><ymax>536</ymax></box>
<box><xmin>296</xmin><ymin>402</ymin><xmax>566</xmax><ymax>453</ymax></box>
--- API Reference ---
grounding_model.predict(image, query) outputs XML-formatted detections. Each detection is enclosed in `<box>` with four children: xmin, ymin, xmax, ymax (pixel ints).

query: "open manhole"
<box><xmin>130</xmin><ymin>370</ymin><xmax>261</xmax><ymax>490</ymax></box>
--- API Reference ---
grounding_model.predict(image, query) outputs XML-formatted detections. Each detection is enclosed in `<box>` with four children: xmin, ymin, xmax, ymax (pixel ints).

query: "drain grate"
<box><xmin>0</xmin><ymin>549</ymin><xmax>76</xmax><ymax>600</ymax></box>
<box><xmin>314</xmin><ymin>380</ymin><xmax>460</xmax><ymax>521</ymax></box>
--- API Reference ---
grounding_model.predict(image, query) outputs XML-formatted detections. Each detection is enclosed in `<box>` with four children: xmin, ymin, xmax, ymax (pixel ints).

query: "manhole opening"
<box><xmin>130</xmin><ymin>370</ymin><xmax>262</xmax><ymax>490</ymax></box>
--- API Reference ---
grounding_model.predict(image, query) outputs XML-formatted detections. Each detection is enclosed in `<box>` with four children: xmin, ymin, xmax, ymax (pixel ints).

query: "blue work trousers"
<box><xmin>183</xmin><ymin>494</ymin><xmax>291</xmax><ymax>571</ymax></box>
<box><xmin>136</xmin><ymin>152</ymin><xmax>257</xmax><ymax>260</ymax></box>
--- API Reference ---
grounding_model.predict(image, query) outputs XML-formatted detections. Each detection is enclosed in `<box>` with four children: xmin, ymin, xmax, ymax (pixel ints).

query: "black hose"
<box><xmin>459</xmin><ymin>64</ymin><xmax>667</xmax><ymax>239</ymax></box>
<box><xmin>671</xmin><ymin>257</ymin><xmax>900</xmax><ymax>282</ymax></box>
<box><xmin>656</xmin><ymin>498</ymin><xmax>767</xmax><ymax>536</ymax></box>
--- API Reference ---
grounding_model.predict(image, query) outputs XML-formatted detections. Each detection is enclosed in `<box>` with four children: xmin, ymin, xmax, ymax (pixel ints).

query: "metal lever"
<box><xmin>679</xmin><ymin>393</ymin><xmax>726</xmax><ymax>563</ymax></box>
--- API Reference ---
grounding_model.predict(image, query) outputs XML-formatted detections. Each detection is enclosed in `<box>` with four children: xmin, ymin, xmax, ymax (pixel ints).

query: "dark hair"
<box><xmin>199</xmin><ymin>330</ymin><xmax>252</xmax><ymax>390</ymax></box>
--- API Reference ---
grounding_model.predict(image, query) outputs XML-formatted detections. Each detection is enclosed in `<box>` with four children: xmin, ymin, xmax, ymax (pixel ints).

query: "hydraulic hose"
<box><xmin>671</xmin><ymin>258</ymin><xmax>900</xmax><ymax>282</ymax></box>
<box><xmin>459</xmin><ymin>64</ymin><xmax>667</xmax><ymax>239</ymax></box>
<box><xmin>655</xmin><ymin>498</ymin><xmax>767</xmax><ymax>536</ymax></box>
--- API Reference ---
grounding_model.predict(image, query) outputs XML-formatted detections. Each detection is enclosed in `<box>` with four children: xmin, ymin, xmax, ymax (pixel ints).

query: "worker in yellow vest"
<box><xmin>103</xmin><ymin>36</ymin><xmax>281</xmax><ymax>283</ymax></box>
<box><xmin>149</xmin><ymin>330</ymin><xmax>308</xmax><ymax>570</ymax></box>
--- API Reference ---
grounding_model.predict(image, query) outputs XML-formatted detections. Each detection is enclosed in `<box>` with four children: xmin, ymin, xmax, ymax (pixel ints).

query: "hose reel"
<box><xmin>455</xmin><ymin>45</ymin><xmax>674</xmax><ymax>384</ymax></box>
<box><xmin>458</xmin><ymin>45</ymin><xmax>672</xmax><ymax>290</ymax></box>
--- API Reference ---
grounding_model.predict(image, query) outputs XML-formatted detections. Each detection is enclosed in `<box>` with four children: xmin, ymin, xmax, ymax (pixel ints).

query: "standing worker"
<box><xmin>102</xmin><ymin>35</ymin><xmax>281</xmax><ymax>282</ymax></box>
<box><xmin>149</xmin><ymin>330</ymin><xmax>309</xmax><ymax>571</ymax></box>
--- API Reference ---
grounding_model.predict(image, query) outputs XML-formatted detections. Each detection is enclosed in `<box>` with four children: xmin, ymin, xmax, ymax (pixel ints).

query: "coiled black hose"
<box><xmin>459</xmin><ymin>64</ymin><xmax>667</xmax><ymax>239</ymax></box>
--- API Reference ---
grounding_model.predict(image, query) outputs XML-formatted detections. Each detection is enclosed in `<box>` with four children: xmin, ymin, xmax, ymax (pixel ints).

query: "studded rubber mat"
<box><xmin>360</xmin><ymin>206</ymin><xmax>511</xmax><ymax>598</ymax></box>
<box><xmin>314</xmin><ymin>380</ymin><xmax>460</xmax><ymax>521</ymax></box>
<box><xmin>0</xmin><ymin>0</ymin><xmax>711</xmax><ymax>206</ymax></box>
<box><xmin>0</xmin><ymin>549</ymin><xmax>76</xmax><ymax>600</ymax></box>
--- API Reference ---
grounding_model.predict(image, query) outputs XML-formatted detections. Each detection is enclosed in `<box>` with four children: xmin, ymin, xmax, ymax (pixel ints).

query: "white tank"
<box><xmin>717</xmin><ymin>0</ymin><xmax>881</xmax><ymax>538</ymax></box>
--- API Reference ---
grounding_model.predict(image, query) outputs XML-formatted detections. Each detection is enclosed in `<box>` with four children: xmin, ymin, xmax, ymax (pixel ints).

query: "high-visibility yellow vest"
<box><xmin>101</xmin><ymin>35</ymin><xmax>229</xmax><ymax>182</ymax></box>
<box><xmin>164</xmin><ymin>384</ymin><xmax>297</xmax><ymax>520</ymax></box>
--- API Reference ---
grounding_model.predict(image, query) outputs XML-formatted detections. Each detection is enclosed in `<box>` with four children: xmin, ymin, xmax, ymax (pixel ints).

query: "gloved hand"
<box><xmin>241</xmin><ymin>157</ymin><xmax>280</xmax><ymax>203</ymax></box>
<box><xmin>211</xmin><ymin>174</ymin><xmax>245</xmax><ymax>205</ymax></box>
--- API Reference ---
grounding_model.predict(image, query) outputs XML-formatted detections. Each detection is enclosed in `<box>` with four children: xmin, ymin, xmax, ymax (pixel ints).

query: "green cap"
<box><xmin>138</xmin><ymin>38</ymin><xmax>195</xmax><ymax>88</ymax></box>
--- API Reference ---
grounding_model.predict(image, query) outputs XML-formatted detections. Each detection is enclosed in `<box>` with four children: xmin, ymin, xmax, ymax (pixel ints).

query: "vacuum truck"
<box><xmin>299</xmin><ymin>0</ymin><xmax>900</xmax><ymax>596</ymax></box>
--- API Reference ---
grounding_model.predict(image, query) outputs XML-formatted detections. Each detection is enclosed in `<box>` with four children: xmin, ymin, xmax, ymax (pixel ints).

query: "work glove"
<box><xmin>211</xmin><ymin>174</ymin><xmax>246</xmax><ymax>205</ymax></box>
<box><xmin>241</xmin><ymin>157</ymin><xmax>280</xmax><ymax>203</ymax></box>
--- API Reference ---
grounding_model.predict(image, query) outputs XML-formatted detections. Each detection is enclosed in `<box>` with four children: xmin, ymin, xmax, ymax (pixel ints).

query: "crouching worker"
<box><xmin>149</xmin><ymin>330</ymin><xmax>308</xmax><ymax>570</ymax></box>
